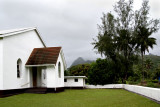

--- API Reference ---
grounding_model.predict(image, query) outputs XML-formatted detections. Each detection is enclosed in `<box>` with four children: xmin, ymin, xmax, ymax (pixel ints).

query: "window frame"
<box><xmin>64</xmin><ymin>79</ymin><xmax>67</xmax><ymax>82</ymax></box>
<box><xmin>74</xmin><ymin>78</ymin><xmax>78</xmax><ymax>82</ymax></box>
<box><xmin>17</xmin><ymin>59</ymin><xmax>22</xmax><ymax>78</ymax></box>
<box><xmin>58</xmin><ymin>62</ymin><xmax>61</xmax><ymax>78</ymax></box>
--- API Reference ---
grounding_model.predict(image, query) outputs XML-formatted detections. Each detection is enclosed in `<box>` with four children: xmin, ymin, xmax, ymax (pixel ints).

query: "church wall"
<box><xmin>2</xmin><ymin>30</ymin><xmax>45</xmax><ymax>89</ymax></box>
<box><xmin>46</xmin><ymin>66</ymin><xmax>56</xmax><ymax>88</ymax></box>
<box><xmin>54</xmin><ymin>52</ymin><xmax>64</xmax><ymax>88</ymax></box>
<box><xmin>41</xmin><ymin>67</ymin><xmax>47</xmax><ymax>87</ymax></box>
<box><xmin>45</xmin><ymin>51</ymin><xmax>65</xmax><ymax>88</ymax></box>
<box><xmin>0</xmin><ymin>38</ymin><xmax>3</xmax><ymax>89</ymax></box>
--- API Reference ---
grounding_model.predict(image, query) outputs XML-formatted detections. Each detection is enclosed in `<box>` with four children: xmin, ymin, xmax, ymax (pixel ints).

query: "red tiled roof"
<box><xmin>26</xmin><ymin>47</ymin><xmax>61</xmax><ymax>65</ymax></box>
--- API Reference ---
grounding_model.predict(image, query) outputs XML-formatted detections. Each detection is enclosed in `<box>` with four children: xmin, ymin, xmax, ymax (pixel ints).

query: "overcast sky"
<box><xmin>0</xmin><ymin>0</ymin><xmax>160</xmax><ymax>67</ymax></box>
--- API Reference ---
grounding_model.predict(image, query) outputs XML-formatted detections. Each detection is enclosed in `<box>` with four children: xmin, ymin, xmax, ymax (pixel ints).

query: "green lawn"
<box><xmin>0</xmin><ymin>89</ymin><xmax>159</xmax><ymax>107</ymax></box>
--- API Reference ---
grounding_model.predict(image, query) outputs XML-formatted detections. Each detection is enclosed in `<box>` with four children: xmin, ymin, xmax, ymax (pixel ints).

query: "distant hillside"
<box><xmin>70</xmin><ymin>54</ymin><xmax>160</xmax><ymax>67</ymax></box>
<box><xmin>71</xmin><ymin>57</ymin><xmax>94</xmax><ymax>67</ymax></box>
<box><xmin>144</xmin><ymin>54</ymin><xmax>160</xmax><ymax>67</ymax></box>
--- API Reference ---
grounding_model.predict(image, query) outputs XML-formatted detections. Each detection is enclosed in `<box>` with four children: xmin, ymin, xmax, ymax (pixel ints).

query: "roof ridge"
<box><xmin>34</xmin><ymin>47</ymin><xmax>62</xmax><ymax>49</ymax></box>
<box><xmin>0</xmin><ymin>27</ymin><xmax>36</xmax><ymax>35</ymax></box>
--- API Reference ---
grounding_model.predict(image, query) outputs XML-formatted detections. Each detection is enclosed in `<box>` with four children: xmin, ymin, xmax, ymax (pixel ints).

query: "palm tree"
<box><xmin>144</xmin><ymin>58</ymin><xmax>153</xmax><ymax>70</ymax></box>
<box><xmin>135</xmin><ymin>26</ymin><xmax>156</xmax><ymax>81</ymax></box>
<box><xmin>134</xmin><ymin>0</ymin><xmax>159</xmax><ymax>81</ymax></box>
<box><xmin>144</xmin><ymin>58</ymin><xmax>153</xmax><ymax>79</ymax></box>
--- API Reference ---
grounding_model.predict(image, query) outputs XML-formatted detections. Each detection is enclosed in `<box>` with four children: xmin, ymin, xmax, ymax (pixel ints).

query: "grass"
<box><xmin>0</xmin><ymin>89</ymin><xmax>159</xmax><ymax>107</ymax></box>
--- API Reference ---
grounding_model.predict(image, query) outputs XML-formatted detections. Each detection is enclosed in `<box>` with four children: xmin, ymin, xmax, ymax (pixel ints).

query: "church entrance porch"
<box><xmin>30</xmin><ymin>67</ymin><xmax>47</xmax><ymax>88</ymax></box>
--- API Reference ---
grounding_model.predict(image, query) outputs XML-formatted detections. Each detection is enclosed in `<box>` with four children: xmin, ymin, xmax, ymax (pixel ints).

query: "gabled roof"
<box><xmin>0</xmin><ymin>27</ymin><xmax>46</xmax><ymax>47</ymax></box>
<box><xmin>26</xmin><ymin>47</ymin><xmax>61</xmax><ymax>66</ymax></box>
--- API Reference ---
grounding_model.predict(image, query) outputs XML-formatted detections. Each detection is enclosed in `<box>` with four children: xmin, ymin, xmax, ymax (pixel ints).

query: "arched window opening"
<box><xmin>17</xmin><ymin>59</ymin><xmax>22</xmax><ymax>78</ymax></box>
<box><xmin>58</xmin><ymin>62</ymin><xmax>61</xmax><ymax>78</ymax></box>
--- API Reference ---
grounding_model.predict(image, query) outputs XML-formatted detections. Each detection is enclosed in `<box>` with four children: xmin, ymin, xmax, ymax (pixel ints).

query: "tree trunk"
<box><xmin>141</xmin><ymin>52</ymin><xmax>144</xmax><ymax>82</ymax></box>
<box><xmin>124</xmin><ymin>50</ymin><xmax>128</xmax><ymax>83</ymax></box>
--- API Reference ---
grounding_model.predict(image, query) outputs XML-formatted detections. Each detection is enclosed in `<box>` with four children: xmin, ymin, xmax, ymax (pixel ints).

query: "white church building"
<box><xmin>0</xmin><ymin>27</ymin><xmax>86</xmax><ymax>97</ymax></box>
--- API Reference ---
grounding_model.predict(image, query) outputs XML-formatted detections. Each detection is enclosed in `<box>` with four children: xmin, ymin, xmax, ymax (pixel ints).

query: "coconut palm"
<box><xmin>135</xmin><ymin>26</ymin><xmax>156</xmax><ymax>80</ymax></box>
<box><xmin>134</xmin><ymin>0</ymin><xmax>159</xmax><ymax>81</ymax></box>
<box><xmin>144</xmin><ymin>58</ymin><xmax>153</xmax><ymax>79</ymax></box>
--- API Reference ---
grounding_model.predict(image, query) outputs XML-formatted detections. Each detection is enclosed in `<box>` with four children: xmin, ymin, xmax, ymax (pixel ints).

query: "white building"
<box><xmin>0</xmin><ymin>27</ymin><xmax>67</xmax><ymax>97</ymax></box>
<box><xmin>64</xmin><ymin>76</ymin><xmax>87</xmax><ymax>89</ymax></box>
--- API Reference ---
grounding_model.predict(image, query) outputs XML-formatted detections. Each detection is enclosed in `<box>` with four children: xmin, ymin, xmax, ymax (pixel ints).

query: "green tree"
<box><xmin>68</xmin><ymin>64</ymin><xmax>91</xmax><ymax>77</ymax></box>
<box><xmin>132</xmin><ymin>65</ymin><xmax>142</xmax><ymax>81</ymax></box>
<box><xmin>134</xmin><ymin>0</ymin><xmax>160</xmax><ymax>81</ymax></box>
<box><xmin>144</xmin><ymin>59</ymin><xmax>153</xmax><ymax>70</ymax></box>
<box><xmin>92</xmin><ymin>13</ymin><xmax>116</xmax><ymax>60</ymax></box>
<box><xmin>154</xmin><ymin>65</ymin><xmax>160</xmax><ymax>80</ymax></box>
<box><xmin>144</xmin><ymin>59</ymin><xmax>153</xmax><ymax>79</ymax></box>
<box><xmin>88</xmin><ymin>58</ymin><xmax>117</xmax><ymax>85</ymax></box>
<box><xmin>92</xmin><ymin>0</ymin><xmax>138</xmax><ymax>82</ymax></box>
<box><xmin>64</xmin><ymin>70</ymin><xmax>70</xmax><ymax>76</ymax></box>
<box><xmin>92</xmin><ymin>0</ymin><xmax>159</xmax><ymax>83</ymax></box>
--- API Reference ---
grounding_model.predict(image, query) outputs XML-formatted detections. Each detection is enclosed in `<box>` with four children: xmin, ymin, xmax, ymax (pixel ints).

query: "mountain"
<box><xmin>70</xmin><ymin>54</ymin><xmax>160</xmax><ymax>68</ymax></box>
<box><xmin>144</xmin><ymin>54</ymin><xmax>160</xmax><ymax>66</ymax></box>
<box><xmin>70</xmin><ymin>57</ymin><xmax>94</xmax><ymax>67</ymax></box>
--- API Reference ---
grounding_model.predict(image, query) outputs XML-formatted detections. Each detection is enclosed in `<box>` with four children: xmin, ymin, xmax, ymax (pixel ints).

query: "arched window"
<box><xmin>58</xmin><ymin>62</ymin><xmax>61</xmax><ymax>78</ymax></box>
<box><xmin>17</xmin><ymin>59</ymin><xmax>22</xmax><ymax>78</ymax></box>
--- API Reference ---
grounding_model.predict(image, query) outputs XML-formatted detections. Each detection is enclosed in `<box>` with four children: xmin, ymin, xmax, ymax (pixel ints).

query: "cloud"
<box><xmin>0</xmin><ymin>0</ymin><xmax>160</xmax><ymax>67</ymax></box>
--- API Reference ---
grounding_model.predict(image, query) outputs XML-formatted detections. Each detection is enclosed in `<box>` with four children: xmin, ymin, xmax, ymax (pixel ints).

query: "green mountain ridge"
<box><xmin>70</xmin><ymin>54</ymin><xmax>160</xmax><ymax>68</ymax></box>
<box><xmin>70</xmin><ymin>57</ymin><xmax>94</xmax><ymax>67</ymax></box>
<box><xmin>144</xmin><ymin>54</ymin><xmax>160</xmax><ymax>67</ymax></box>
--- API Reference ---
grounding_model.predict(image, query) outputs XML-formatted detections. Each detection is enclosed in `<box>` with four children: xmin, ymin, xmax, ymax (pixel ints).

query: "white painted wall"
<box><xmin>41</xmin><ymin>68</ymin><xmax>47</xmax><ymax>87</ymax></box>
<box><xmin>124</xmin><ymin>84</ymin><xmax>160</xmax><ymax>102</ymax></box>
<box><xmin>64</xmin><ymin>78</ymin><xmax>85</xmax><ymax>87</ymax></box>
<box><xmin>46</xmin><ymin>66</ymin><xmax>56</xmax><ymax>88</ymax></box>
<box><xmin>86</xmin><ymin>84</ymin><xmax>160</xmax><ymax>102</ymax></box>
<box><xmin>29</xmin><ymin>68</ymin><xmax>33</xmax><ymax>87</ymax></box>
<box><xmin>0</xmin><ymin>38</ymin><xmax>3</xmax><ymax>89</ymax></box>
<box><xmin>2</xmin><ymin>30</ymin><xmax>44</xmax><ymax>89</ymax></box>
<box><xmin>54</xmin><ymin>52</ymin><xmax>64</xmax><ymax>88</ymax></box>
<box><xmin>46</xmin><ymin>52</ymin><xmax>65</xmax><ymax>88</ymax></box>
<box><xmin>85</xmin><ymin>84</ymin><xmax>123</xmax><ymax>89</ymax></box>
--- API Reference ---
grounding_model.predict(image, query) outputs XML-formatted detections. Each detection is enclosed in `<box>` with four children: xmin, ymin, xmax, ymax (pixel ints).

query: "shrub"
<box><xmin>151</xmin><ymin>79</ymin><xmax>158</xmax><ymax>83</ymax></box>
<box><xmin>147</xmin><ymin>79</ymin><xmax>158</xmax><ymax>83</ymax></box>
<box><xmin>88</xmin><ymin>58</ymin><xmax>117</xmax><ymax>85</ymax></box>
<box><xmin>154</xmin><ymin>83</ymin><xmax>160</xmax><ymax>88</ymax></box>
<box><xmin>126</xmin><ymin>76</ymin><xmax>140</xmax><ymax>85</ymax></box>
<box><xmin>146</xmin><ymin>82</ymin><xmax>155</xmax><ymax>87</ymax></box>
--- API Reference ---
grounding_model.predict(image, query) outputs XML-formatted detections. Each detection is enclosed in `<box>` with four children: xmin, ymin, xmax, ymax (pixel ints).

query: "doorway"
<box><xmin>32</xmin><ymin>67</ymin><xmax>37</xmax><ymax>87</ymax></box>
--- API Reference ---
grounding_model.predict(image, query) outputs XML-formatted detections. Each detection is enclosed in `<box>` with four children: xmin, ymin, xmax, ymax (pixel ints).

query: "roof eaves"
<box><xmin>60</xmin><ymin>49</ymin><xmax>67</xmax><ymax>70</ymax></box>
<box><xmin>34</xmin><ymin>28</ymin><xmax>46</xmax><ymax>47</ymax></box>
<box><xmin>0</xmin><ymin>27</ymin><xmax>36</xmax><ymax>37</ymax></box>
<box><xmin>25</xmin><ymin>64</ymin><xmax>55</xmax><ymax>67</ymax></box>
<box><xmin>0</xmin><ymin>27</ymin><xmax>46</xmax><ymax>47</ymax></box>
<box><xmin>53</xmin><ymin>47</ymin><xmax>62</xmax><ymax>66</ymax></box>
<box><xmin>64</xmin><ymin>76</ymin><xmax>87</xmax><ymax>79</ymax></box>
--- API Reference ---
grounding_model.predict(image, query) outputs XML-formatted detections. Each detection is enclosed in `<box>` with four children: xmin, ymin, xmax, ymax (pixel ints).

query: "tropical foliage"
<box><xmin>88</xmin><ymin>59</ymin><xmax>117</xmax><ymax>85</ymax></box>
<box><xmin>65</xmin><ymin>64</ymin><xmax>90</xmax><ymax>77</ymax></box>
<box><xmin>67</xmin><ymin>0</ymin><xmax>160</xmax><ymax>86</ymax></box>
<box><xmin>134</xmin><ymin>0</ymin><xmax>159</xmax><ymax>80</ymax></box>
<box><xmin>92</xmin><ymin>0</ymin><xmax>159</xmax><ymax>84</ymax></box>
